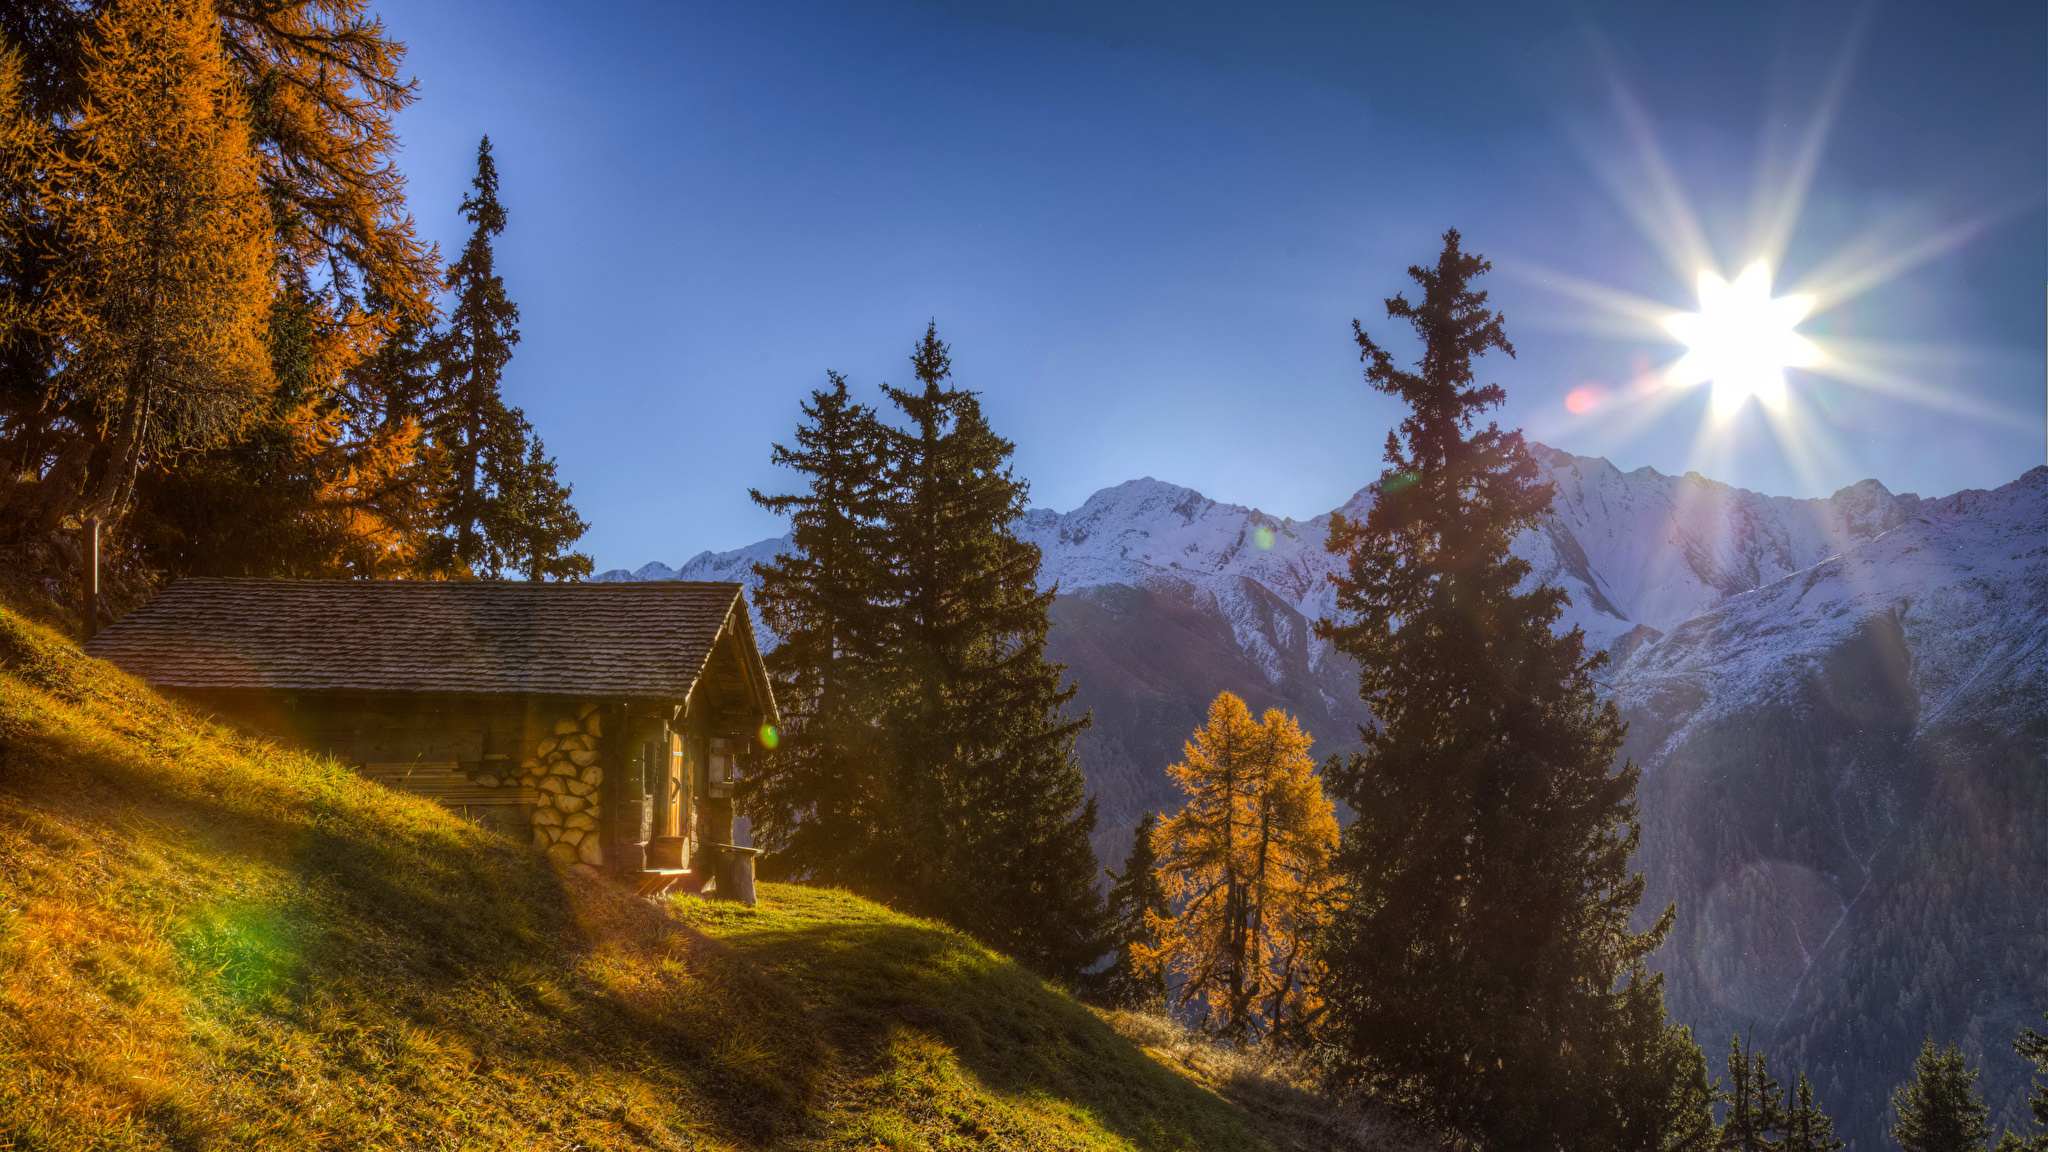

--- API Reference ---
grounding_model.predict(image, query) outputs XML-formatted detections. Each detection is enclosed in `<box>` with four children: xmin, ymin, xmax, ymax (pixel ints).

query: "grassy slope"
<box><xmin>0</xmin><ymin>603</ymin><xmax>1286</xmax><ymax>1151</ymax></box>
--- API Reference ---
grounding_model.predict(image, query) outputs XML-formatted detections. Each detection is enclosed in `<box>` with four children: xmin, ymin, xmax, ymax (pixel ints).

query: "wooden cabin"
<box><xmin>85</xmin><ymin>579</ymin><xmax>776</xmax><ymax>895</ymax></box>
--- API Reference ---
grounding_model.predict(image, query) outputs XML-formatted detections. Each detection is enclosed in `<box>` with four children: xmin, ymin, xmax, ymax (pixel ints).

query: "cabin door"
<box><xmin>653</xmin><ymin>730</ymin><xmax>683</xmax><ymax>839</ymax></box>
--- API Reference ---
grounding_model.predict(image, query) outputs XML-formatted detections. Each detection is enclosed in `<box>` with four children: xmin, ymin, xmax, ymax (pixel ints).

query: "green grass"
<box><xmin>0</xmin><ymin>601</ymin><xmax>1310</xmax><ymax>1151</ymax></box>
<box><xmin>672</xmin><ymin>888</ymin><xmax>1282</xmax><ymax>1150</ymax></box>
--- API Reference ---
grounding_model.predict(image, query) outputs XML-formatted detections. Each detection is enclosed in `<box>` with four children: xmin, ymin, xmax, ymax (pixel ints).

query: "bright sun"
<box><xmin>1662</xmin><ymin>261</ymin><xmax>1822</xmax><ymax>419</ymax></box>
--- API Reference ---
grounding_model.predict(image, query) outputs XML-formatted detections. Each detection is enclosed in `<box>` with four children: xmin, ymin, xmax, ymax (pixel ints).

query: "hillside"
<box><xmin>0</xmin><ymin>604</ymin><xmax>1401</xmax><ymax>1152</ymax></box>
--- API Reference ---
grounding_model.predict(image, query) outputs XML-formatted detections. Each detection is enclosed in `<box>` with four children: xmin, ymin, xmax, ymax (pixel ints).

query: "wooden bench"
<box><xmin>633</xmin><ymin>869</ymin><xmax>705</xmax><ymax>898</ymax></box>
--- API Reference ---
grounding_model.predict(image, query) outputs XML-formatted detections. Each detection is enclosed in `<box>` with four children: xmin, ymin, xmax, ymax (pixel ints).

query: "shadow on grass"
<box><xmin>688</xmin><ymin>895</ymin><xmax>1274</xmax><ymax>1152</ymax></box>
<box><xmin>0</xmin><ymin>609</ymin><xmax>829</xmax><ymax>1148</ymax></box>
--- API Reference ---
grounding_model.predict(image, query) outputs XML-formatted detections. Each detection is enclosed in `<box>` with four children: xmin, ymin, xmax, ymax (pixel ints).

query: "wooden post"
<box><xmin>602</xmin><ymin>702</ymin><xmax>647</xmax><ymax>875</ymax></box>
<box><xmin>79</xmin><ymin>517</ymin><xmax>100</xmax><ymax>642</ymax></box>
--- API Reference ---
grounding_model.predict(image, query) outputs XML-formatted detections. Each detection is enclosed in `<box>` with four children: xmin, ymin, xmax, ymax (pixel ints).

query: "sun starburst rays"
<box><xmin>1662</xmin><ymin>261</ymin><xmax>1822</xmax><ymax>420</ymax></box>
<box><xmin>1514</xmin><ymin>21</ymin><xmax>2017</xmax><ymax>477</ymax></box>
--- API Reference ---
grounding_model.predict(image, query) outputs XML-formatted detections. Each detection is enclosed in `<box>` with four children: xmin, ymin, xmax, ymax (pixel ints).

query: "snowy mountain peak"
<box><xmin>601</xmin><ymin>445</ymin><xmax>1991</xmax><ymax>675</ymax></box>
<box><xmin>1618</xmin><ymin>464</ymin><xmax>2048</xmax><ymax>735</ymax></box>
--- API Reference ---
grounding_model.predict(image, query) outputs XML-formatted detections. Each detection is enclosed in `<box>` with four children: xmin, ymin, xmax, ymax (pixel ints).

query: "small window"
<box><xmin>642</xmin><ymin>739</ymin><xmax>662</xmax><ymax>796</ymax></box>
<box><xmin>708</xmin><ymin>736</ymin><xmax>735</xmax><ymax>784</ymax></box>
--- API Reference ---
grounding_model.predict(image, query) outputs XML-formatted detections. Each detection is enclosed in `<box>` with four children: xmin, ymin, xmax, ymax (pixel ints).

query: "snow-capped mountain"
<box><xmin>598</xmin><ymin>441</ymin><xmax>1962</xmax><ymax>877</ymax></box>
<box><xmin>600</xmin><ymin>441</ymin><xmax>1929</xmax><ymax>688</ymax></box>
<box><xmin>1611</xmin><ymin>464</ymin><xmax>2048</xmax><ymax>1147</ymax></box>
<box><xmin>1614</xmin><ymin>466</ymin><xmax>2046</xmax><ymax>732</ymax></box>
<box><xmin>609</xmin><ymin>449</ymin><xmax>2048</xmax><ymax>1146</ymax></box>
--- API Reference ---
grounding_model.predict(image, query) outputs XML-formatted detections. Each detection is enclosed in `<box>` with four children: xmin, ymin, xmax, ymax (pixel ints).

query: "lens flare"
<box><xmin>758</xmin><ymin>724</ymin><xmax>779</xmax><ymax>750</ymax></box>
<box><xmin>1253</xmin><ymin>526</ymin><xmax>1275</xmax><ymax>550</ymax></box>
<box><xmin>1501</xmin><ymin>23</ymin><xmax>2033</xmax><ymax>497</ymax></box>
<box><xmin>1662</xmin><ymin>261</ymin><xmax>1822</xmax><ymax>420</ymax></box>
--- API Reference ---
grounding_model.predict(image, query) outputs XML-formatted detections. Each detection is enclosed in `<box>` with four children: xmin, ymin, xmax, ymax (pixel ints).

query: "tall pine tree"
<box><xmin>427</xmin><ymin>136</ymin><xmax>587</xmax><ymax>579</ymax></box>
<box><xmin>1310</xmin><ymin>231</ymin><xmax>1676</xmax><ymax>1150</ymax></box>
<box><xmin>1893</xmin><ymin>1040</ymin><xmax>1995</xmax><ymax>1152</ymax></box>
<box><xmin>1784</xmin><ymin>1072</ymin><xmax>1844</xmax><ymax>1152</ymax></box>
<box><xmin>743</xmin><ymin>329</ymin><xmax>1106</xmax><ymax>980</ymax></box>
<box><xmin>1719</xmin><ymin>1035</ymin><xmax>1788</xmax><ymax>1152</ymax></box>
<box><xmin>746</xmin><ymin>371</ymin><xmax>892</xmax><ymax>885</ymax></box>
<box><xmin>873</xmin><ymin>324</ymin><xmax>1104</xmax><ymax>979</ymax></box>
<box><xmin>1098</xmin><ymin>812</ymin><xmax>1171</xmax><ymax>1010</ymax></box>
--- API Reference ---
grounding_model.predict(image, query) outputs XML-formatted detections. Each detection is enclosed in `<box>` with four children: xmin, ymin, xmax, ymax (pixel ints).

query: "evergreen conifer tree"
<box><xmin>1893</xmin><ymin>1040</ymin><xmax>1995</xmax><ymax>1152</ymax></box>
<box><xmin>428</xmin><ymin>136</ymin><xmax>587</xmax><ymax>578</ymax></box>
<box><xmin>871</xmin><ymin>324</ymin><xmax>1104</xmax><ymax>979</ymax></box>
<box><xmin>1099</xmin><ymin>812</ymin><xmax>1171</xmax><ymax>1009</ymax></box>
<box><xmin>746</xmin><ymin>372</ymin><xmax>892</xmax><ymax>885</ymax></box>
<box><xmin>2015</xmin><ymin>1015</ymin><xmax>2048</xmax><ymax>1151</ymax></box>
<box><xmin>486</xmin><ymin>411</ymin><xmax>591</xmax><ymax>580</ymax></box>
<box><xmin>1783</xmin><ymin>1072</ymin><xmax>1844</xmax><ymax>1152</ymax></box>
<box><xmin>1608</xmin><ymin>982</ymin><xmax>1720</xmax><ymax>1152</ymax></box>
<box><xmin>1310</xmin><ymin>231</ymin><xmax>1675</xmax><ymax>1149</ymax></box>
<box><xmin>1719</xmin><ymin>1035</ymin><xmax>1788</xmax><ymax>1152</ymax></box>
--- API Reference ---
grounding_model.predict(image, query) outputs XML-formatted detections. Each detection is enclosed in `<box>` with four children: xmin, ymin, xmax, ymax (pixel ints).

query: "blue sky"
<box><xmin>375</xmin><ymin>0</ymin><xmax>2045</xmax><ymax>570</ymax></box>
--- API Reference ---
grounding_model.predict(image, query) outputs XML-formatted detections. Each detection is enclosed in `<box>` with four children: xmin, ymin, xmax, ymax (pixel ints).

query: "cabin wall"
<box><xmin>178</xmin><ymin>669</ymin><xmax>764</xmax><ymax>881</ymax></box>
<box><xmin>177</xmin><ymin>690</ymin><xmax>607</xmax><ymax>862</ymax></box>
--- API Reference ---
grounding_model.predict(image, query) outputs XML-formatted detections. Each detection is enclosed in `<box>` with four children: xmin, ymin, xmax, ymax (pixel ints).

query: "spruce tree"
<box><xmin>1719</xmin><ymin>1035</ymin><xmax>1788</xmax><ymax>1152</ymax></box>
<box><xmin>872</xmin><ymin>324</ymin><xmax>1105</xmax><ymax>979</ymax></box>
<box><xmin>1892</xmin><ymin>1040</ymin><xmax>1995</xmax><ymax>1152</ymax></box>
<box><xmin>1099</xmin><ymin>812</ymin><xmax>1171</xmax><ymax>1009</ymax></box>
<box><xmin>1608</xmin><ymin>982</ymin><xmax>1721</xmax><ymax>1152</ymax></box>
<box><xmin>435</xmin><ymin>135</ymin><xmax>519</xmax><ymax>570</ymax></box>
<box><xmin>2016</xmin><ymin>1015</ymin><xmax>2048</xmax><ymax>1151</ymax></box>
<box><xmin>428</xmin><ymin>136</ymin><xmax>587</xmax><ymax>578</ymax></box>
<box><xmin>1310</xmin><ymin>231</ymin><xmax>1673</xmax><ymax>1149</ymax></box>
<box><xmin>486</xmin><ymin>411</ymin><xmax>592</xmax><ymax>580</ymax></box>
<box><xmin>746</xmin><ymin>372</ymin><xmax>892</xmax><ymax>885</ymax></box>
<box><xmin>1783</xmin><ymin>1072</ymin><xmax>1844</xmax><ymax>1152</ymax></box>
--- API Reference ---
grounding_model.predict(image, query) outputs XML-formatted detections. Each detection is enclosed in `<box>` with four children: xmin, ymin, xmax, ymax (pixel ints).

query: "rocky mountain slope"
<box><xmin>610</xmin><ymin>446</ymin><xmax>2048</xmax><ymax>1147</ymax></box>
<box><xmin>1612</xmin><ymin>465</ymin><xmax>2048</xmax><ymax>1147</ymax></box>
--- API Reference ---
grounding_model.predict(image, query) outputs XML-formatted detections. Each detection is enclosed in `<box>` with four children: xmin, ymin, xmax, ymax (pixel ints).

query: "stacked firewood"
<box><xmin>522</xmin><ymin>702</ymin><xmax>605</xmax><ymax>866</ymax></box>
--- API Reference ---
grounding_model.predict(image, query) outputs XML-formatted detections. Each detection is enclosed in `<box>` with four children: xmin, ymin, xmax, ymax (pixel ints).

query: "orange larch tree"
<box><xmin>0</xmin><ymin>0</ymin><xmax>444</xmax><ymax>578</ymax></box>
<box><xmin>1137</xmin><ymin>691</ymin><xmax>1338</xmax><ymax>1047</ymax></box>
<box><xmin>40</xmin><ymin>0</ymin><xmax>274</xmax><ymax>527</ymax></box>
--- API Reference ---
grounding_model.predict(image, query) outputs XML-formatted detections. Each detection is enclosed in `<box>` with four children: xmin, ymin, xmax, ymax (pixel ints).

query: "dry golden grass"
<box><xmin>0</xmin><ymin>601</ymin><xmax>822</xmax><ymax>1149</ymax></box>
<box><xmin>0</xmin><ymin>600</ymin><xmax>1407</xmax><ymax>1151</ymax></box>
<box><xmin>1099</xmin><ymin>1011</ymin><xmax>1437</xmax><ymax>1152</ymax></box>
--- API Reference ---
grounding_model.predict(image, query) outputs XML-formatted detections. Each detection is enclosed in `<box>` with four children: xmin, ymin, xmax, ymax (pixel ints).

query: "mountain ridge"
<box><xmin>599</xmin><ymin>442</ymin><xmax>1938</xmax><ymax>663</ymax></box>
<box><xmin>606</xmin><ymin>447</ymin><xmax>2048</xmax><ymax>1150</ymax></box>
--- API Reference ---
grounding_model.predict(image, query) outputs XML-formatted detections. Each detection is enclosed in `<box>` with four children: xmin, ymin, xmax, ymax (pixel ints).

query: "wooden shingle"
<box><xmin>85</xmin><ymin>579</ymin><xmax>765</xmax><ymax>704</ymax></box>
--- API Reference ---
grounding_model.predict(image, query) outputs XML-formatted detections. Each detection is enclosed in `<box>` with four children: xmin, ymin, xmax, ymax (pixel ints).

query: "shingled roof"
<box><xmin>85</xmin><ymin>579</ymin><xmax>772</xmax><ymax>706</ymax></box>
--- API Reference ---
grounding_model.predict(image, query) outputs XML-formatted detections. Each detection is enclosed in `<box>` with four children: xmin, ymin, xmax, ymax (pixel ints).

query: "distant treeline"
<box><xmin>0</xmin><ymin>0</ymin><xmax>588</xmax><ymax>600</ymax></box>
